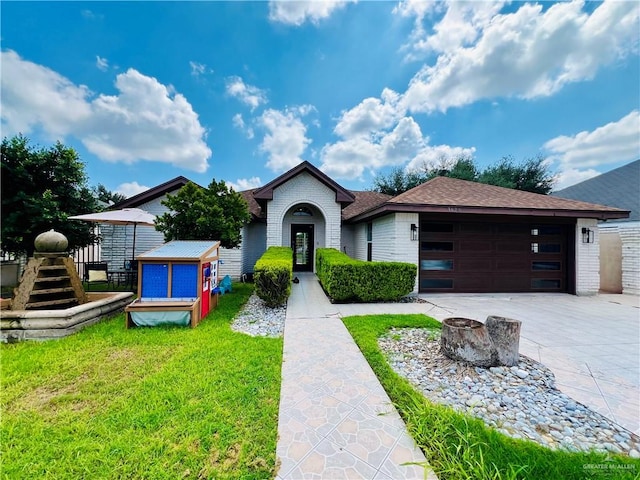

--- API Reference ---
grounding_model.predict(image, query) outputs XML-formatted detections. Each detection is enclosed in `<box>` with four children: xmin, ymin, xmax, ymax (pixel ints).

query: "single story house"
<box><xmin>552</xmin><ymin>160</ymin><xmax>639</xmax><ymax>295</ymax></box>
<box><xmin>106</xmin><ymin>161</ymin><xmax>628</xmax><ymax>295</ymax></box>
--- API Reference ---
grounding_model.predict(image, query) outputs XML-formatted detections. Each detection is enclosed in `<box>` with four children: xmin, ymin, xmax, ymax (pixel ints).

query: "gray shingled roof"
<box><xmin>551</xmin><ymin>160</ymin><xmax>639</xmax><ymax>222</ymax></box>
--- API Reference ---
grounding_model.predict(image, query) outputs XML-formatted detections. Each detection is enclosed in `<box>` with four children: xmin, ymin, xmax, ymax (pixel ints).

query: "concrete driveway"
<box><xmin>413</xmin><ymin>293</ymin><xmax>640</xmax><ymax>435</ymax></box>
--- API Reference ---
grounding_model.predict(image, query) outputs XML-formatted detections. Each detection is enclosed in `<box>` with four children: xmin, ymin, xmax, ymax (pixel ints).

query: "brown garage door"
<box><xmin>419</xmin><ymin>217</ymin><xmax>572</xmax><ymax>293</ymax></box>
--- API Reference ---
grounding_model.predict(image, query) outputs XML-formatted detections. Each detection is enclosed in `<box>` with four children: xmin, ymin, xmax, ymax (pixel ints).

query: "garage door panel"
<box><xmin>459</xmin><ymin>240</ymin><xmax>492</xmax><ymax>252</ymax></box>
<box><xmin>420</xmin><ymin>217</ymin><xmax>571</xmax><ymax>293</ymax></box>
<box><xmin>456</xmin><ymin>258</ymin><xmax>492</xmax><ymax>271</ymax></box>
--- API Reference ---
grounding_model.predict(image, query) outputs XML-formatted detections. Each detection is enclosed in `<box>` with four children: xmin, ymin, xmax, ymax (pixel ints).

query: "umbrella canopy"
<box><xmin>69</xmin><ymin>208</ymin><xmax>157</xmax><ymax>264</ymax></box>
<box><xmin>68</xmin><ymin>208</ymin><xmax>156</xmax><ymax>226</ymax></box>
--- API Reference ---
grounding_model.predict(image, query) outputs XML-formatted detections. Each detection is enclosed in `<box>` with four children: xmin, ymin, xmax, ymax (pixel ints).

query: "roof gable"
<box><xmin>114</xmin><ymin>176</ymin><xmax>193</xmax><ymax>209</ymax></box>
<box><xmin>253</xmin><ymin>161</ymin><xmax>355</xmax><ymax>204</ymax></box>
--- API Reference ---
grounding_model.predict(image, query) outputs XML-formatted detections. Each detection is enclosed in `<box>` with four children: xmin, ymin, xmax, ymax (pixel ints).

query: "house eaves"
<box><xmin>347</xmin><ymin>176</ymin><xmax>630</xmax><ymax>223</ymax></box>
<box><xmin>253</xmin><ymin>161</ymin><xmax>355</xmax><ymax>204</ymax></box>
<box><xmin>113</xmin><ymin>176</ymin><xmax>195</xmax><ymax>209</ymax></box>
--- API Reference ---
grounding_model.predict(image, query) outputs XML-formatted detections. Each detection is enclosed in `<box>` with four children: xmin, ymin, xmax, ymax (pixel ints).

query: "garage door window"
<box><xmin>532</xmin><ymin>279</ymin><xmax>561</xmax><ymax>289</ymax></box>
<box><xmin>422</xmin><ymin>223</ymin><xmax>453</xmax><ymax>233</ymax></box>
<box><xmin>532</xmin><ymin>261</ymin><xmax>561</xmax><ymax>271</ymax></box>
<box><xmin>421</xmin><ymin>260</ymin><xmax>453</xmax><ymax>270</ymax></box>
<box><xmin>531</xmin><ymin>243</ymin><xmax>562</xmax><ymax>253</ymax></box>
<box><xmin>421</xmin><ymin>279</ymin><xmax>453</xmax><ymax>289</ymax></box>
<box><xmin>422</xmin><ymin>241</ymin><xmax>453</xmax><ymax>251</ymax></box>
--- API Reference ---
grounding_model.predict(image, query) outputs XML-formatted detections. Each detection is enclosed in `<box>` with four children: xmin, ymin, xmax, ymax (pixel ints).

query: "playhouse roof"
<box><xmin>137</xmin><ymin>240</ymin><xmax>220</xmax><ymax>261</ymax></box>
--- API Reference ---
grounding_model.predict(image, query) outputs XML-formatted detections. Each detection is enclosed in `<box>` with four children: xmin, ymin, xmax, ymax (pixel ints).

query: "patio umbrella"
<box><xmin>68</xmin><ymin>208</ymin><xmax>157</xmax><ymax>264</ymax></box>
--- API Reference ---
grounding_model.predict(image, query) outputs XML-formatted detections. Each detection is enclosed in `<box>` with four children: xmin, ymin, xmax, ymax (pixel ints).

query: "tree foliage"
<box><xmin>1</xmin><ymin>135</ymin><xmax>101</xmax><ymax>256</ymax></box>
<box><xmin>155</xmin><ymin>180</ymin><xmax>251</xmax><ymax>248</ymax></box>
<box><xmin>93</xmin><ymin>184</ymin><xmax>127</xmax><ymax>206</ymax></box>
<box><xmin>372</xmin><ymin>155</ymin><xmax>555</xmax><ymax>195</ymax></box>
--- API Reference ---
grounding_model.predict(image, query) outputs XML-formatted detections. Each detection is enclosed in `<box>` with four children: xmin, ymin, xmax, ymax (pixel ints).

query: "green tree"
<box><xmin>372</xmin><ymin>155</ymin><xmax>555</xmax><ymax>195</ymax></box>
<box><xmin>478</xmin><ymin>155</ymin><xmax>555</xmax><ymax>194</ymax></box>
<box><xmin>424</xmin><ymin>155</ymin><xmax>479</xmax><ymax>182</ymax></box>
<box><xmin>1</xmin><ymin>135</ymin><xmax>101</xmax><ymax>256</ymax></box>
<box><xmin>155</xmin><ymin>180</ymin><xmax>251</xmax><ymax>248</ymax></box>
<box><xmin>93</xmin><ymin>184</ymin><xmax>127</xmax><ymax>206</ymax></box>
<box><xmin>372</xmin><ymin>167</ymin><xmax>428</xmax><ymax>196</ymax></box>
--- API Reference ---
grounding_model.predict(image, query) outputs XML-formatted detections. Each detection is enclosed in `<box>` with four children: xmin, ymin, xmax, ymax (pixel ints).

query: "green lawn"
<box><xmin>343</xmin><ymin>314</ymin><xmax>640</xmax><ymax>480</ymax></box>
<box><xmin>1</xmin><ymin>284</ymin><xmax>283</xmax><ymax>480</ymax></box>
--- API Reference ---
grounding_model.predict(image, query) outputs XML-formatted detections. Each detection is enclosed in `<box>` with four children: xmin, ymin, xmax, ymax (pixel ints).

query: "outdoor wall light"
<box><xmin>581</xmin><ymin>227</ymin><xmax>594</xmax><ymax>244</ymax></box>
<box><xmin>411</xmin><ymin>223</ymin><xmax>418</xmax><ymax>241</ymax></box>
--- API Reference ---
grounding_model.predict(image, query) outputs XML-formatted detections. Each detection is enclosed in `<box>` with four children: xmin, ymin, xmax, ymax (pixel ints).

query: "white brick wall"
<box><xmin>619</xmin><ymin>222</ymin><xmax>640</xmax><ymax>295</ymax></box>
<box><xmin>372</xmin><ymin>213</ymin><xmax>419</xmax><ymax>292</ymax></box>
<box><xmin>219</xmin><ymin>247</ymin><xmax>242</xmax><ymax>279</ymax></box>
<box><xmin>575</xmin><ymin>218</ymin><xmax>599</xmax><ymax>295</ymax></box>
<box><xmin>266</xmin><ymin>171</ymin><xmax>342</xmax><ymax>254</ymax></box>
<box><xmin>346</xmin><ymin>223</ymin><xmax>368</xmax><ymax>261</ymax></box>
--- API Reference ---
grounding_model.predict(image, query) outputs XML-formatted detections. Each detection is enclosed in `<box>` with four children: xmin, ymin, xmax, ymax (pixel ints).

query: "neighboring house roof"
<box><xmin>114</xmin><ymin>176</ymin><xmax>193</xmax><ymax>209</ymax></box>
<box><xmin>253</xmin><ymin>161</ymin><xmax>356</xmax><ymax>204</ymax></box>
<box><xmin>551</xmin><ymin>160</ymin><xmax>639</xmax><ymax>222</ymax></box>
<box><xmin>347</xmin><ymin>176</ymin><xmax>629</xmax><ymax>222</ymax></box>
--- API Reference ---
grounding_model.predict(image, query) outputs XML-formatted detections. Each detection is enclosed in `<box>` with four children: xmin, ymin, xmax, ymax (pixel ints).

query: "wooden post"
<box><xmin>485</xmin><ymin>316</ymin><xmax>521</xmax><ymax>367</ymax></box>
<box><xmin>441</xmin><ymin>317</ymin><xmax>497</xmax><ymax>367</ymax></box>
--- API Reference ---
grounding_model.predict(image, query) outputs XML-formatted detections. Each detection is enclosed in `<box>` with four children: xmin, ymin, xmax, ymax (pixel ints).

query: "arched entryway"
<box><xmin>283</xmin><ymin>204</ymin><xmax>326</xmax><ymax>272</ymax></box>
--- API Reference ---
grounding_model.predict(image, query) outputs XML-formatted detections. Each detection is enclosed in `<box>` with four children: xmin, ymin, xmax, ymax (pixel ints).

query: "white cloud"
<box><xmin>320</xmin><ymin>117</ymin><xmax>430</xmax><ymax>179</ymax></box>
<box><xmin>81</xmin><ymin>9</ymin><xmax>103</xmax><ymax>20</ymax></box>
<box><xmin>268</xmin><ymin>0</ymin><xmax>356</xmax><ymax>26</ymax></box>
<box><xmin>396</xmin><ymin>1</ymin><xmax>505</xmax><ymax>61</ymax></box>
<box><xmin>1</xmin><ymin>51</ymin><xmax>212</xmax><ymax>172</ymax></box>
<box><xmin>115</xmin><ymin>181</ymin><xmax>150</xmax><ymax>198</ymax></box>
<box><xmin>543</xmin><ymin>110</ymin><xmax>640</xmax><ymax>186</ymax></box>
<box><xmin>553</xmin><ymin>168</ymin><xmax>601</xmax><ymax>190</ymax></box>
<box><xmin>96</xmin><ymin>55</ymin><xmax>109</xmax><ymax>71</ymax></box>
<box><xmin>232</xmin><ymin>113</ymin><xmax>254</xmax><ymax>139</ymax></box>
<box><xmin>405</xmin><ymin>144</ymin><xmax>477</xmax><ymax>172</ymax></box>
<box><xmin>225</xmin><ymin>76</ymin><xmax>267</xmax><ymax>111</ymax></box>
<box><xmin>189</xmin><ymin>61</ymin><xmax>211</xmax><ymax>77</ymax></box>
<box><xmin>1</xmin><ymin>50</ymin><xmax>92</xmax><ymax>138</ymax></box>
<box><xmin>226</xmin><ymin>176</ymin><xmax>262</xmax><ymax>192</ymax></box>
<box><xmin>259</xmin><ymin>107</ymin><xmax>313</xmax><ymax>172</ymax></box>
<box><xmin>86</xmin><ymin>69</ymin><xmax>211</xmax><ymax>172</ymax></box>
<box><xmin>334</xmin><ymin>88</ymin><xmax>404</xmax><ymax>138</ymax></box>
<box><xmin>400</xmin><ymin>0</ymin><xmax>640</xmax><ymax>113</ymax></box>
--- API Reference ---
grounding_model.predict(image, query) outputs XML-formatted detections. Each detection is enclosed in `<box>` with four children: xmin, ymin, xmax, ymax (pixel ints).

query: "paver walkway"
<box><xmin>276</xmin><ymin>273</ymin><xmax>436</xmax><ymax>480</ymax></box>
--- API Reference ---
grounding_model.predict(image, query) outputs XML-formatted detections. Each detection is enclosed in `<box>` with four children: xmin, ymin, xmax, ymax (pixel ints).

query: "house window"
<box><xmin>293</xmin><ymin>207</ymin><xmax>313</xmax><ymax>216</ymax></box>
<box><xmin>366</xmin><ymin>222</ymin><xmax>372</xmax><ymax>261</ymax></box>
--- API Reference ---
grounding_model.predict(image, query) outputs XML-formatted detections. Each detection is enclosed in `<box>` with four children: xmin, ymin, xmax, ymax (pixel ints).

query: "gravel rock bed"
<box><xmin>379</xmin><ymin>327</ymin><xmax>640</xmax><ymax>457</ymax></box>
<box><xmin>231</xmin><ymin>294</ymin><xmax>286</xmax><ymax>338</ymax></box>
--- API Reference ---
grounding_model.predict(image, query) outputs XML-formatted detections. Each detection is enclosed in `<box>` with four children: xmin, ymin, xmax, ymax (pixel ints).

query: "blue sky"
<box><xmin>2</xmin><ymin>1</ymin><xmax>639</xmax><ymax>200</ymax></box>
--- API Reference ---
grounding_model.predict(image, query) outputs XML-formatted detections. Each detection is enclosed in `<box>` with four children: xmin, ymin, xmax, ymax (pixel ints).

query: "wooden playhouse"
<box><xmin>125</xmin><ymin>240</ymin><xmax>220</xmax><ymax>328</ymax></box>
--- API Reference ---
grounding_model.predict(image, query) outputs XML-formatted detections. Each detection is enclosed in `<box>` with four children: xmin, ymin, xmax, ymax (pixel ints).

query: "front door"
<box><xmin>292</xmin><ymin>224</ymin><xmax>314</xmax><ymax>272</ymax></box>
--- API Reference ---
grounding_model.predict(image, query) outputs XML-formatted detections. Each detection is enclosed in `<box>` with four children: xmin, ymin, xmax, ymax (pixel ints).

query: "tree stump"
<box><xmin>485</xmin><ymin>315</ymin><xmax>521</xmax><ymax>366</ymax></box>
<box><xmin>441</xmin><ymin>317</ymin><xmax>497</xmax><ymax>367</ymax></box>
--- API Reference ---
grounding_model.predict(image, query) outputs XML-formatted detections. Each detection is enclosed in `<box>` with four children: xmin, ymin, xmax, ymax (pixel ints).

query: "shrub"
<box><xmin>316</xmin><ymin>248</ymin><xmax>416</xmax><ymax>302</ymax></box>
<box><xmin>254</xmin><ymin>247</ymin><xmax>293</xmax><ymax>307</ymax></box>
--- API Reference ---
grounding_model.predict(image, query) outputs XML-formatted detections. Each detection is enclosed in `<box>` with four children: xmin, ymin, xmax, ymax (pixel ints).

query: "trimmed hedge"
<box><xmin>254</xmin><ymin>246</ymin><xmax>293</xmax><ymax>307</ymax></box>
<box><xmin>316</xmin><ymin>248</ymin><xmax>416</xmax><ymax>302</ymax></box>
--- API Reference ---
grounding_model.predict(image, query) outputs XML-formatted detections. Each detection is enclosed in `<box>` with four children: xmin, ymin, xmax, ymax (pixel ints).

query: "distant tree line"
<box><xmin>372</xmin><ymin>155</ymin><xmax>556</xmax><ymax>196</ymax></box>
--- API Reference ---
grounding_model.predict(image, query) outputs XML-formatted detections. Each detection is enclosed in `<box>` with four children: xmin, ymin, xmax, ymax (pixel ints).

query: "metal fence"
<box><xmin>1</xmin><ymin>240</ymin><xmax>102</xmax><ymax>287</ymax></box>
